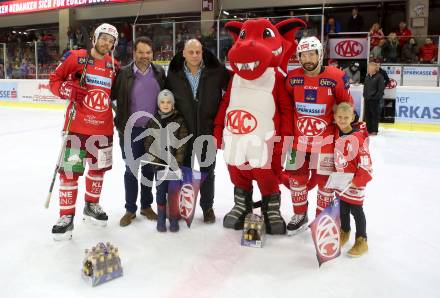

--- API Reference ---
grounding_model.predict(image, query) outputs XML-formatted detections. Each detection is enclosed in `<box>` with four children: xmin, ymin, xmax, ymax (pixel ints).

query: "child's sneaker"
<box><xmin>347</xmin><ymin>236</ymin><xmax>368</xmax><ymax>257</ymax></box>
<box><xmin>340</xmin><ymin>229</ymin><xmax>350</xmax><ymax>247</ymax></box>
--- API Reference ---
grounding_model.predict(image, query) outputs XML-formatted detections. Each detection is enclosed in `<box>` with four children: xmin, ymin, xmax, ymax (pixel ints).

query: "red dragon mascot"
<box><xmin>213</xmin><ymin>18</ymin><xmax>305</xmax><ymax>234</ymax></box>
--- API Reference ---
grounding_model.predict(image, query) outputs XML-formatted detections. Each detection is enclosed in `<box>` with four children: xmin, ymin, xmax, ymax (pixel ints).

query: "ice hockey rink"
<box><xmin>1</xmin><ymin>106</ymin><xmax>439</xmax><ymax>298</ymax></box>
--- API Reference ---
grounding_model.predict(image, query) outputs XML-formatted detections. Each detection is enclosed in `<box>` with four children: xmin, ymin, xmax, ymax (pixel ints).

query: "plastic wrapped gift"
<box><xmin>81</xmin><ymin>242</ymin><xmax>123</xmax><ymax>287</ymax></box>
<box><xmin>241</xmin><ymin>214</ymin><xmax>266</xmax><ymax>248</ymax></box>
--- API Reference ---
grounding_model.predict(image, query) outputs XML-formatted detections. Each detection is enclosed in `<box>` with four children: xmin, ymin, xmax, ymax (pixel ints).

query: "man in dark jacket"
<box><xmin>166</xmin><ymin>39</ymin><xmax>230</xmax><ymax>223</ymax></box>
<box><xmin>112</xmin><ymin>36</ymin><xmax>166</xmax><ymax>226</ymax></box>
<box><xmin>347</xmin><ymin>7</ymin><xmax>364</xmax><ymax>32</ymax></box>
<box><xmin>363</xmin><ymin>62</ymin><xmax>385</xmax><ymax>135</ymax></box>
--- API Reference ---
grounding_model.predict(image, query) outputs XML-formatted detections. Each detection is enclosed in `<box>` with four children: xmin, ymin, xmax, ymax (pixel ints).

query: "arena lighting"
<box><xmin>12</xmin><ymin>30</ymin><xmax>16</xmax><ymax>33</ymax></box>
<box><xmin>223</xmin><ymin>10</ymin><xmax>230</xmax><ymax>15</ymax></box>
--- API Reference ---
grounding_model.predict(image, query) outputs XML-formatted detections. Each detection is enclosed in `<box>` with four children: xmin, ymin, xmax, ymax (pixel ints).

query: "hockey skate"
<box><xmin>52</xmin><ymin>215</ymin><xmax>74</xmax><ymax>241</ymax></box>
<box><xmin>287</xmin><ymin>212</ymin><xmax>309</xmax><ymax>236</ymax></box>
<box><xmin>261</xmin><ymin>193</ymin><xmax>286</xmax><ymax>235</ymax></box>
<box><xmin>223</xmin><ymin>187</ymin><xmax>253</xmax><ymax>230</ymax></box>
<box><xmin>83</xmin><ymin>202</ymin><xmax>108</xmax><ymax>227</ymax></box>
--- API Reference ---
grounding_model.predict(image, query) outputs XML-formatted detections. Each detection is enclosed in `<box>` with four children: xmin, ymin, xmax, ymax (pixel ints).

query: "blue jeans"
<box><xmin>119</xmin><ymin>127</ymin><xmax>158</xmax><ymax>213</ymax></box>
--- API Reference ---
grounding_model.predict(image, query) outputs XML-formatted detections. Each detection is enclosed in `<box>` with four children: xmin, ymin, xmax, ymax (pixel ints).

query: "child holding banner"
<box><xmin>333</xmin><ymin>103</ymin><xmax>373</xmax><ymax>257</ymax></box>
<box><xmin>143</xmin><ymin>89</ymin><xmax>189</xmax><ymax>232</ymax></box>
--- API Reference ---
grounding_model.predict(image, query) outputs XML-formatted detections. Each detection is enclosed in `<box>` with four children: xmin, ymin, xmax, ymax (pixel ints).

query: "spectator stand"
<box><xmin>0</xmin><ymin>43</ymin><xmax>6</xmax><ymax>79</ymax></box>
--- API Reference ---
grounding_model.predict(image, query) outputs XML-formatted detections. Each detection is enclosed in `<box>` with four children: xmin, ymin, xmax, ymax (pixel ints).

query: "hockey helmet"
<box><xmin>93</xmin><ymin>23</ymin><xmax>119</xmax><ymax>49</ymax></box>
<box><xmin>296</xmin><ymin>36</ymin><xmax>323</xmax><ymax>64</ymax></box>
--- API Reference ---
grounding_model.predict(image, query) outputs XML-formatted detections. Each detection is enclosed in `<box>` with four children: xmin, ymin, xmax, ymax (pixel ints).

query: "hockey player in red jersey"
<box><xmin>49</xmin><ymin>23</ymin><xmax>119</xmax><ymax>240</ymax></box>
<box><xmin>333</xmin><ymin>102</ymin><xmax>372</xmax><ymax>257</ymax></box>
<box><xmin>283</xmin><ymin>36</ymin><xmax>353</xmax><ymax>235</ymax></box>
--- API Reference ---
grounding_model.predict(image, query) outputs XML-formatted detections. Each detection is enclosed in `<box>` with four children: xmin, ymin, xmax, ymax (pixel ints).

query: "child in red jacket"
<box><xmin>334</xmin><ymin>103</ymin><xmax>373</xmax><ymax>257</ymax></box>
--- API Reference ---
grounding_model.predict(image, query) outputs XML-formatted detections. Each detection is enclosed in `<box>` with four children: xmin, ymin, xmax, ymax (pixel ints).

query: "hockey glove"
<box><xmin>59</xmin><ymin>81</ymin><xmax>88</xmax><ymax>103</ymax></box>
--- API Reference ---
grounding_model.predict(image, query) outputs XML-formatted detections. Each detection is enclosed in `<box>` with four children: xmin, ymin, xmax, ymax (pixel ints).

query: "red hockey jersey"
<box><xmin>334</xmin><ymin>128</ymin><xmax>372</xmax><ymax>205</ymax></box>
<box><xmin>285</xmin><ymin>66</ymin><xmax>353</xmax><ymax>154</ymax></box>
<box><xmin>49</xmin><ymin>49</ymin><xmax>118</xmax><ymax>136</ymax></box>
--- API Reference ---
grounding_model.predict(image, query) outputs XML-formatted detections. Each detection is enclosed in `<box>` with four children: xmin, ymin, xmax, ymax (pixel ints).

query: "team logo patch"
<box><xmin>105</xmin><ymin>62</ymin><xmax>113</xmax><ymax>69</ymax></box>
<box><xmin>289</xmin><ymin>77</ymin><xmax>304</xmax><ymax>86</ymax></box>
<box><xmin>179</xmin><ymin>184</ymin><xmax>195</xmax><ymax>219</ymax></box>
<box><xmin>295</xmin><ymin>103</ymin><xmax>326</xmax><ymax>116</ymax></box>
<box><xmin>342</xmin><ymin>74</ymin><xmax>350</xmax><ymax>89</ymax></box>
<box><xmin>297</xmin><ymin>116</ymin><xmax>327</xmax><ymax>136</ymax></box>
<box><xmin>319</xmin><ymin>78</ymin><xmax>336</xmax><ymax>88</ymax></box>
<box><xmin>85</xmin><ymin>74</ymin><xmax>112</xmax><ymax>89</ymax></box>
<box><xmin>304</xmin><ymin>89</ymin><xmax>317</xmax><ymax>102</ymax></box>
<box><xmin>60</xmin><ymin>51</ymin><xmax>72</xmax><ymax>62</ymax></box>
<box><xmin>226</xmin><ymin>110</ymin><xmax>258</xmax><ymax>134</ymax></box>
<box><xmin>78</xmin><ymin>57</ymin><xmax>94</xmax><ymax>65</ymax></box>
<box><xmin>84</xmin><ymin>89</ymin><xmax>110</xmax><ymax>112</ymax></box>
<box><xmin>334</xmin><ymin>149</ymin><xmax>348</xmax><ymax>170</ymax></box>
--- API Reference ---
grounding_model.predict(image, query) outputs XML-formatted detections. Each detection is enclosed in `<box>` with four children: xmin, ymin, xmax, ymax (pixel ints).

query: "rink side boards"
<box><xmin>1</xmin><ymin>79</ymin><xmax>439</xmax><ymax>132</ymax></box>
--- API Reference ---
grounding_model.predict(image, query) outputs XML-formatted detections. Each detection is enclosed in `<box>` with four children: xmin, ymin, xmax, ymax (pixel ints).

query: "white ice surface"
<box><xmin>0</xmin><ymin>107</ymin><xmax>439</xmax><ymax>298</ymax></box>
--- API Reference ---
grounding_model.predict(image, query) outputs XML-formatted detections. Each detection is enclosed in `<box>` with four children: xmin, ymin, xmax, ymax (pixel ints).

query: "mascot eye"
<box><xmin>263</xmin><ymin>28</ymin><xmax>275</xmax><ymax>39</ymax></box>
<box><xmin>239</xmin><ymin>30</ymin><xmax>246</xmax><ymax>39</ymax></box>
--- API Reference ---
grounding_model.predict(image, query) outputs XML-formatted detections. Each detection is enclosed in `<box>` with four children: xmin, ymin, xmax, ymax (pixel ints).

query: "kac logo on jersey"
<box><xmin>84</xmin><ymin>89</ymin><xmax>110</xmax><ymax>112</ymax></box>
<box><xmin>334</xmin><ymin>149</ymin><xmax>348</xmax><ymax>170</ymax></box>
<box><xmin>226</xmin><ymin>110</ymin><xmax>258</xmax><ymax>134</ymax></box>
<box><xmin>289</xmin><ymin>77</ymin><xmax>304</xmax><ymax>86</ymax></box>
<box><xmin>335</xmin><ymin>40</ymin><xmax>363</xmax><ymax>58</ymax></box>
<box><xmin>179</xmin><ymin>184</ymin><xmax>195</xmax><ymax>219</ymax></box>
<box><xmin>304</xmin><ymin>89</ymin><xmax>317</xmax><ymax>102</ymax></box>
<box><xmin>297</xmin><ymin>116</ymin><xmax>327</xmax><ymax>136</ymax></box>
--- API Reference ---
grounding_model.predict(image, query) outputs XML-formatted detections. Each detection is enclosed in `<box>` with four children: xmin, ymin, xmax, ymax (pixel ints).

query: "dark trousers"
<box><xmin>365</xmin><ymin>98</ymin><xmax>381</xmax><ymax>133</ymax></box>
<box><xmin>340</xmin><ymin>199</ymin><xmax>367</xmax><ymax>239</ymax></box>
<box><xmin>155</xmin><ymin>179</ymin><xmax>169</xmax><ymax>206</ymax></box>
<box><xmin>184</xmin><ymin>138</ymin><xmax>216</xmax><ymax>211</ymax></box>
<box><xmin>119</xmin><ymin>127</ymin><xmax>157</xmax><ymax>213</ymax></box>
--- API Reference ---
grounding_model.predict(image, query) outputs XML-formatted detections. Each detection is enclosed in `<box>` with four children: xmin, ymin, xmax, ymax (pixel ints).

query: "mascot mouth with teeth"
<box><xmin>214</xmin><ymin>18</ymin><xmax>305</xmax><ymax>234</ymax></box>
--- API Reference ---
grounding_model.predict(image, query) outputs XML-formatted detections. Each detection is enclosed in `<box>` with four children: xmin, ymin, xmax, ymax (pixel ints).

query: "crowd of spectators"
<box><xmin>0</xmin><ymin>30</ymin><xmax>58</xmax><ymax>79</ymax></box>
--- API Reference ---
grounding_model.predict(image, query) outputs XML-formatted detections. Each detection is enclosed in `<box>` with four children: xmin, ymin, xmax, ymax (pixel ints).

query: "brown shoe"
<box><xmin>119</xmin><ymin>212</ymin><xmax>136</xmax><ymax>227</ymax></box>
<box><xmin>340</xmin><ymin>229</ymin><xmax>350</xmax><ymax>247</ymax></box>
<box><xmin>203</xmin><ymin>208</ymin><xmax>216</xmax><ymax>224</ymax></box>
<box><xmin>347</xmin><ymin>237</ymin><xmax>368</xmax><ymax>257</ymax></box>
<box><xmin>140</xmin><ymin>207</ymin><xmax>158</xmax><ymax>221</ymax></box>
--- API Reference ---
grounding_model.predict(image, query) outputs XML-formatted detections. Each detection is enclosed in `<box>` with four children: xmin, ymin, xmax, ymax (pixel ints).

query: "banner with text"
<box><xmin>0</xmin><ymin>0</ymin><xmax>137</xmax><ymax>16</ymax></box>
<box><xmin>328</xmin><ymin>38</ymin><xmax>369</xmax><ymax>60</ymax></box>
<box><xmin>395</xmin><ymin>87</ymin><xmax>440</xmax><ymax>124</ymax></box>
<box><xmin>402</xmin><ymin>66</ymin><xmax>438</xmax><ymax>87</ymax></box>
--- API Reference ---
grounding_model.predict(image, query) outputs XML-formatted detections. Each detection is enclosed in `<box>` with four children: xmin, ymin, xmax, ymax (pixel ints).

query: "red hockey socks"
<box><xmin>59</xmin><ymin>175</ymin><xmax>79</xmax><ymax>216</ymax></box>
<box><xmin>290</xmin><ymin>183</ymin><xmax>308</xmax><ymax>214</ymax></box>
<box><xmin>316</xmin><ymin>187</ymin><xmax>334</xmax><ymax>215</ymax></box>
<box><xmin>85</xmin><ymin>170</ymin><xmax>104</xmax><ymax>204</ymax></box>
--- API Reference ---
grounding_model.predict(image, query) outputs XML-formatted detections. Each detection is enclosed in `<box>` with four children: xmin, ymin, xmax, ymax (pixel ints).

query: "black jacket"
<box><xmin>165</xmin><ymin>49</ymin><xmax>229</xmax><ymax>137</ymax></box>
<box><xmin>112</xmin><ymin>62</ymin><xmax>166</xmax><ymax>135</ymax></box>
<box><xmin>144</xmin><ymin>110</ymin><xmax>189</xmax><ymax>167</ymax></box>
<box><xmin>363</xmin><ymin>72</ymin><xmax>385</xmax><ymax>101</ymax></box>
<box><xmin>378</xmin><ymin>67</ymin><xmax>390</xmax><ymax>86</ymax></box>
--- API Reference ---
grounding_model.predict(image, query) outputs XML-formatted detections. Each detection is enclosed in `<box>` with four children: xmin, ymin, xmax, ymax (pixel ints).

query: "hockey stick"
<box><xmin>44</xmin><ymin>58</ymin><xmax>89</xmax><ymax>209</ymax></box>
